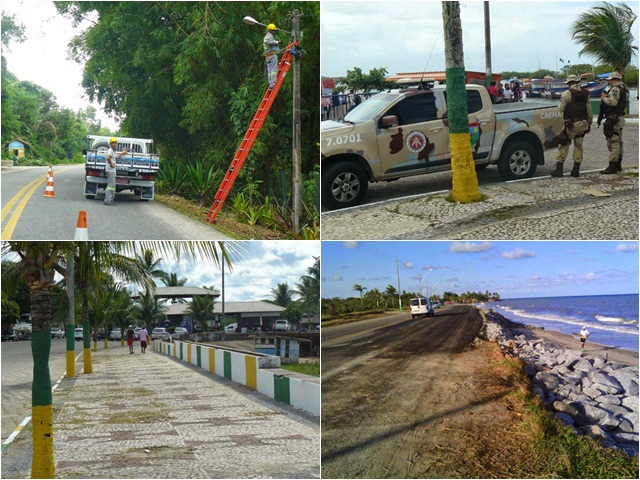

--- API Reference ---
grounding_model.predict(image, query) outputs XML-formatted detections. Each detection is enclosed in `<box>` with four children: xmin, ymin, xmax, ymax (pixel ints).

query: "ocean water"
<box><xmin>480</xmin><ymin>294</ymin><xmax>639</xmax><ymax>352</ymax></box>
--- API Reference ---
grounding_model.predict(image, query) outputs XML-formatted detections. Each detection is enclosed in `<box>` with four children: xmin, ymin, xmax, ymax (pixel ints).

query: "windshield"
<box><xmin>343</xmin><ymin>93</ymin><xmax>397</xmax><ymax>124</ymax></box>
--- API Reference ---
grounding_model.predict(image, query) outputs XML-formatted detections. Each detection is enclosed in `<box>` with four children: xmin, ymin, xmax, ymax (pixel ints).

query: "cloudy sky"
<box><xmin>321</xmin><ymin>241</ymin><xmax>639</xmax><ymax>299</ymax></box>
<box><xmin>152</xmin><ymin>241</ymin><xmax>320</xmax><ymax>303</ymax></box>
<box><xmin>321</xmin><ymin>0</ymin><xmax>640</xmax><ymax>78</ymax></box>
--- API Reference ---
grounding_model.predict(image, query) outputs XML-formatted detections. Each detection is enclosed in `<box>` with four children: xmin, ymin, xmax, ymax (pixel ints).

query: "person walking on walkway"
<box><xmin>579</xmin><ymin>325</ymin><xmax>590</xmax><ymax>352</ymax></box>
<box><xmin>139</xmin><ymin>326</ymin><xmax>148</xmax><ymax>354</ymax></box>
<box><xmin>551</xmin><ymin>75</ymin><xmax>592</xmax><ymax>178</ymax></box>
<box><xmin>599</xmin><ymin>72</ymin><xmax>628</xmax><ymax>174</ymax></box>
<box><xmin>263</xmin><ymin>23</ymin><xmax>280</xmax><ymax>89</ymax></box>
<box><xmin>126</xmin><ymin>325</ymin><xmax>135</xmax><ymax>354</ymax></box>
<box><xmin>105</xmin><ymin>138</ymin><xmax>127</xmax><ymax>205</ymax></box>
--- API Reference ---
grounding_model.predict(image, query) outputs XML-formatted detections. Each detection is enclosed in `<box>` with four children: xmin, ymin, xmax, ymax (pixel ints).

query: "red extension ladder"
<box><xmin>205</xmin><ymin>41</ymin><xmax>298</xmax><ymax>223</ymax></box>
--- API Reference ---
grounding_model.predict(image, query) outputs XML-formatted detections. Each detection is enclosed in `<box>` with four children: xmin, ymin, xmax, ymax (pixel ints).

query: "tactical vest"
<box><xmin>602</xmin><ymin>84</ymin><xmax>627</xmax><ymax>116</ymax></box>
<box><xmin>564</xmin><ymin>88</ymin><xmax>589</xmax><ymax>121</ymax></box>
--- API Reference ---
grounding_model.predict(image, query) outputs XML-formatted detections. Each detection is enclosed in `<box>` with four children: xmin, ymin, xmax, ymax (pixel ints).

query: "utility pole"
<box><xmin>292</xmin><ymin>9</ymin><xmax>302</xmax><ymax>232</ymax></box>
<box><xmin>484</xmin><ymin>1</ymin><xmax>492</xmax><ymax>88</ymax></box>
<box><xmin>396</xmin><ymin>258</ymin><xmax>402</xmax><ymax>312</ymax></box>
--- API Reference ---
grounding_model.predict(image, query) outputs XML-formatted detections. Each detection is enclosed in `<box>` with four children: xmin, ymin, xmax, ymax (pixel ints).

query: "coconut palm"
<box><xmin>133</xmin><ymin>288</ymin><xmax>168</xmax><ymax>326</ymax></box>
<box><xmin>441</xmin><ymin>1</ymin><xmax>482</xmax><ymax>203</ymax></box>
<box><xmin>295</xmin><ymin>256</ymin><xmax>320</xmax><ymax>315</ymax></box>
<box><xmin>571</xmin><ymin>2</ymin><xmax>638</xmax><ymax>73</ymax></box>
<box><xmin>185</xmin><ymin>289</ymin><xmax>217</xmax><ymax>330</ymax></box>
<box><xmin>353</xmin><ymin>284</ymin><xmax>366</xmax><ymax>305</ymax></box>
<box><xmin>0</xmin><ymin>240</ymin><xmax>243</xmax><ymax>478</ymax></box>
<box><xmin>270</xmin><ymin>282</ymin><xmax>295</xmax><ymax>307</ymax></box>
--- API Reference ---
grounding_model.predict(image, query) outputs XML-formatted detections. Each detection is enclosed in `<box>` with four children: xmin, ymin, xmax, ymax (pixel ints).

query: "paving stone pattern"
<box><xmin>53</xmin><ymin>346</ymin><xmax>320</xmax><ymax>479</ymax></box>
<box><xmin>321</xmin><ymin>169</ymin><xmax>639</xmax><ymax>240</ymax></box>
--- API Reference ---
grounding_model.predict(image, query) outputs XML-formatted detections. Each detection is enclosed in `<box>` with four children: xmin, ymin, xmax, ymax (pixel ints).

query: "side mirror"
<box><xmin>381</xmin><ymin>115</ymin><xmax>399</xmax><ymax>128</ymax></box>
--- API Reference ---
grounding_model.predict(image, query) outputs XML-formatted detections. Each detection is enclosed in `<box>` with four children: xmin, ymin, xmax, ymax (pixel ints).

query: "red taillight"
<box><xmin>87</xmin><ymin>170</ymin><xmax>103</xmax><ymax>177</ymax></box>
<box><xmin>139</xmin><ymin>174</ymin><xmax>154</xmax><ymax>181</ymax></box>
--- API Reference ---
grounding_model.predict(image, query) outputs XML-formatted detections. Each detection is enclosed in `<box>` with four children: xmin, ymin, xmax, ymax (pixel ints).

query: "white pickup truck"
<box><xmin>321</xmin><ymin>84</ymin><xmax>565</xmax><ymax>209</ymax></box>
<box><xmin>84</xmin><ymin>135</ymin><xmax>160</xmax><ymax>200</ymax></box>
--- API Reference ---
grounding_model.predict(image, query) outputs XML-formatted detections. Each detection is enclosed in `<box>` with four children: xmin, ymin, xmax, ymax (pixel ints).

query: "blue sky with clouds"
<box><xmin>150</xmin><ymin>241</ymin><xmax>320</xmax><ymax>303</ymax></box>
<box><xmin>321</xmin><ymin>241</ymin><xmax>639</xmax><ymax>299</ymax></box>
<box><xmin>321</xmin><ymin>0</ymin><xmax>640</xmax><ymax>78</ymax></box>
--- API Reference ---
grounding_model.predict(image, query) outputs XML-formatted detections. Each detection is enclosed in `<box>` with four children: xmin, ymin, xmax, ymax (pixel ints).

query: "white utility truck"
<box><xmin>84</xmin><ymin>135</ymin><xmax>160</xmax><ymax>200</ymax></box>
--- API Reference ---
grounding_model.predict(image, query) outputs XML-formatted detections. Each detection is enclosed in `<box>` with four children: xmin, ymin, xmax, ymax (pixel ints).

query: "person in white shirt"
<box><xmin>503</xmin><ymin>84</ymin><xmax>514</xmax><ymax>102</ymax></box>
<box><xmin>579</xmin><ymin>326</ymin><xmax>590</xmax><ymax>351</ymax></box>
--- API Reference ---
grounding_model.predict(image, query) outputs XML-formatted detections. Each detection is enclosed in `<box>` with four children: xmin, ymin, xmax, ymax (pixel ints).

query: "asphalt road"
<box><xmin>1</xmin><ymin>164</ymin><xmax>230</xmax><ymax>240</ymax></box>
<box><xmin>321</xmin><ymin>121</ymin><xmax>639</xmax><ymax>212</ymax></box>
<box><xmin>1</xmin><ymin>337</ymin><xmax>72</xmax><ymax>442</ymax></box>
<box><xmin>321</xmin><ymin>304</ymin><xmax>484</xmax><ymax>478</ymax></box>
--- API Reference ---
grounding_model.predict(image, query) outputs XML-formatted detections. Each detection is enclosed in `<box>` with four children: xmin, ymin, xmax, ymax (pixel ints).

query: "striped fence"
<box><xmin>153</xmin><ymin>340</ymin><xmax>320</xmax><ymax>417</ymax></box>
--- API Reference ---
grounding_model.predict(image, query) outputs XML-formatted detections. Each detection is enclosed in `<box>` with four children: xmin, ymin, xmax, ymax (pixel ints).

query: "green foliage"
<box><xmin>280</xmin><ymin>361</ymin><xmax>319</xmax><ymax>377</ymax></box>
<box><xmin>55</xmin><ymin>1</ymin><xmax>320</xmax><ymax>205</ymax></box>
<box><xmin>1</xmin><ymin>292</ymin><xmax>20</xmax><ymax>326</ymax></box>
<box><xmin>343</xmin><ymin>66</ymin><xmax>394</xmax><ymax>92</ymax></box>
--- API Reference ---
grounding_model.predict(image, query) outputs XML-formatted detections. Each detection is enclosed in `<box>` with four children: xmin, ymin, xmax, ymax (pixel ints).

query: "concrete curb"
<box><xmin>153</xmin><ymin>340</ymin><xmax>320</xmax><ymax>417</ymax></box>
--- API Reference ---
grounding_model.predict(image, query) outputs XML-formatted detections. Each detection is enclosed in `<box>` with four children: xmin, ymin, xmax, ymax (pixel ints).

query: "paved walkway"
<box><xmin>321</xmin><ymin>167</ymin><xmax>638</xmax><ymax>240</ymax></box>
<box><xmin>4</xmin><ymin>345</ymin><xmax>320</xmax><ymax>479</ymax></box>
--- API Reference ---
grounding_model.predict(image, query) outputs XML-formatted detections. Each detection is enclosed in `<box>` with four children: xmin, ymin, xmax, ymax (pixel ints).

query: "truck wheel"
<box><xmin>85</xmin><ymin>194</ymin><xmax>96</xmax><ymax>199</ymax></box>
<box><xmin>322</xmin><ymin>162</ymin><xmax>368</xmax><ymax>209</ymax></box>
<box><xmin>497</xmin><ymin>140</ymin><xmax>537</xmax><ymax>180</ymax></box>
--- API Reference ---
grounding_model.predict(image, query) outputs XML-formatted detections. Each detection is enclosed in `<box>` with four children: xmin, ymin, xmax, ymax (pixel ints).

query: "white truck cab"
<box><xmin>84</xmin><ymin>135</ymin><xmax>160</xmax><ymax>201</ymax></box>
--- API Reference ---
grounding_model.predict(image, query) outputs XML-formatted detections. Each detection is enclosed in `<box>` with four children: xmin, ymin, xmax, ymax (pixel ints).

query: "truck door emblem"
<box><xmin>406</xmin><ymin>131</ymin><xmax>427</xmax><ymax>153</ymax></box>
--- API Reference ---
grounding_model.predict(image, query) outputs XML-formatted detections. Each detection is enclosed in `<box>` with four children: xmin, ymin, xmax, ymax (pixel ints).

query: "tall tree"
<box><xmin>159</xmin><ymin>271</ymin><xmax>188</xmax><ymax>304</ymax></box>
<box><xmin>185</xmin><ymin>289</ymin><xmax>216</xmax><ymax>331</ymax></box>
<box><xmin>353</xmin><ymin>284</ymin><xmax>366</xmax><ymax>305</ymax></box>
<box><xmin>270</xmin><ymin>282</ymin><xmax>295</xmax><ymax>307</ymax></box>
<box><xmin>571</xmin><ymin>2</ymin><xmax>638</xmax><ymax>74</ymax></box>
<box><xmin>441</xmin><ymin>1</ymin><xmax>482</xmax><ymax>203</ymax></box>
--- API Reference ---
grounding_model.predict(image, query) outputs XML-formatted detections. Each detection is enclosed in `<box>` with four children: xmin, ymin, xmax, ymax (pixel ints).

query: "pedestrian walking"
<box><xmin>263</xmin><ymin>23</ymin><xmax>280</xmax><ymax>89</ymax></box>
<box><xmin>599</xmin><ymin>72</ymin><xmax>628</xmax><ymax>174</ymax></box>
<box><xmin>139</xmin><ymin>326</ymin><xmax>148</xmax><ymax>354</ymax></box>
<box><xmin>126</xmin><ymin>324</ymin><xmax>135</xmax><ymax>354</ymax></box>
<box><xmin>579</xmin><ymin>325</ymin><xmax>590</xmax><ymax>352</ymax></box>
<box><xmin>105</xmin><ymin>138</ymin><xmax>128</xmax><ymax>206</ymax></box>
<box><xmin>551</xmin><ymin>75</ymin><xmax>592</xmax><ymax>178</ymax></box>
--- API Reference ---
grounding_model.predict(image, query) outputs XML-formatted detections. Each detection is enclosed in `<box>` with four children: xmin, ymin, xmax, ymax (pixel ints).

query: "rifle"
<box><xmin>597</xmin><ymin>85</ymin><xmax>612</xmax><ymax>128</ymax></box>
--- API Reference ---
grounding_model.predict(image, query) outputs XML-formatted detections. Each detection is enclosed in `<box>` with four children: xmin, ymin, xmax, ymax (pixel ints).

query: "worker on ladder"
<box><xmin>264</xmin><ymin>23</ymin><xmax>280</xmax><ymax>89</ymax></box>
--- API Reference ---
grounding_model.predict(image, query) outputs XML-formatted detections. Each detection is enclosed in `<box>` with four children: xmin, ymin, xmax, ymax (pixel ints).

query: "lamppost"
<box><xmin>419</xmin><ymin>268</ymin><xmax>433</xmax><ymax>298</ymax></box>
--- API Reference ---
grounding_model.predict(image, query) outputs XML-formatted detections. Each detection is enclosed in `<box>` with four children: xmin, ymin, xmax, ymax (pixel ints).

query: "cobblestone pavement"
<box><xmin>321</xmin><ymin>168</ymin><xmax>638</xmax><ymax>240</ymax></box>
<box><xmin>3</xmin><ymin>345</ymin><xmax>320</xmax><ymax>479</ymax></box>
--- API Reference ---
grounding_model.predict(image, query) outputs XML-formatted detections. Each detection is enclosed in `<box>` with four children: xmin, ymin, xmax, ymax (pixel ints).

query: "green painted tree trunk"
<box><xmin>442</xmin><ymin>1</ymin><xmax>482</xmax><ymax>203</ymax></box>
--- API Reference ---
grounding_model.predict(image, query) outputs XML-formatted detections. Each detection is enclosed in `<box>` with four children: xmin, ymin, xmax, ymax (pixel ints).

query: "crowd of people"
<box><xmin>487</xmin><ymin>80</ymin><xmax>524</xmax><ymax>104</ymax></box>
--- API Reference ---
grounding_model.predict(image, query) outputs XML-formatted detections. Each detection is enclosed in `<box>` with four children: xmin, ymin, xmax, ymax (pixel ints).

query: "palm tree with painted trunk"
<box><xmin>441</xmin><ymin>1</ymin><xmax>482</xmax><ymax>203</ymax></box>
<box><xmin>571</xmin><ymin>2</ymin><xmax>638</xmax><ymax>74</ymax></box>
<box><xmin>1</xmin><ymin>241</ymin><xmax>242</xmax><ymax>478</ymax></box>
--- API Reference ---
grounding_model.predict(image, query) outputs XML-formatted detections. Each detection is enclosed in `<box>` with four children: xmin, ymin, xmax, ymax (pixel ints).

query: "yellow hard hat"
<box><xmin>267</xmin><ymin>23</ymin><xmax>277</xmax><ymax>31</ymax></box>
<box><xmin>109</xmin><ymin>137</ymin><xmax>117</xmax><ymax>143</ymax></box>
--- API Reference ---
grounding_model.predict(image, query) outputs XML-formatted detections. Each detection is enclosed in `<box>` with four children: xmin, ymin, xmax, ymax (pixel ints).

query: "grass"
<box><xmin>461</xmin><ymin>344</ymin><xmax>638</xmax><ymax>478</ymax></box>
<box><xmin>280</xmin><ymin>361</ymin><xmax>319</xmax><ymax>377</ymax></box>
<box><xmin>321</xmin><ymin>309</ymin><xmax>397</xmax><ymax>327</ymax></box>
<box><xmin>154</xmin><ymin>194</ymin><xmax>283</xmax><ymax>240</ymax></box>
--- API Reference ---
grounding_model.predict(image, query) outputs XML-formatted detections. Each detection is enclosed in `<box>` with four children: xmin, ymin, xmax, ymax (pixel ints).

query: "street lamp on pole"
<box><xmin>419</xmin><ymin>268</ymin><xmax>433</xmax><ymax>299</ymax></box>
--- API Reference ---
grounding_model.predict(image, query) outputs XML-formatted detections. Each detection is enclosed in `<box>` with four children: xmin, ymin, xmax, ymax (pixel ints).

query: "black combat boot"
<box><xmin>616</xmin><ymin>156</ymin><xmax>622</xmax><ymax>172</ymax></box>
<box><xmin>550</xmin><ymin>162</ymin><xmax>563</xmax><ymax>177</ymax></box>
<box><xmin>600</xmin><ymin>162</ymin><xmax>618</xmax><ymax>174</ymax></box>
<box><xmin>570</xmin><ymin>163</ymin><xmax>580</xmax><ymax>177</ymax></box>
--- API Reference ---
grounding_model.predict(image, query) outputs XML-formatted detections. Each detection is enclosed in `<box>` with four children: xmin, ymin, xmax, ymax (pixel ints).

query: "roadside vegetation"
<box><xmin>2</xmin><ymin>2</ymin><xmax>320</xmax><ymax>239</ymax></box>
<box><xmin>281</xmin><ymin>361</ymin><xmax>320</xmax><ymax>377</ymax></box>
<box><xmin>459</xmin><ymin>342</ymin><xmax>638</xmax><ymax>478</ymax></box>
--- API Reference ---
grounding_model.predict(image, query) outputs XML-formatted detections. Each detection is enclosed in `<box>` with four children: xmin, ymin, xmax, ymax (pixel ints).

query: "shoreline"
<box><xmin>491</xmin><ymin>313</ymin><xmax>638</xmax><ymax>367</ymax></box>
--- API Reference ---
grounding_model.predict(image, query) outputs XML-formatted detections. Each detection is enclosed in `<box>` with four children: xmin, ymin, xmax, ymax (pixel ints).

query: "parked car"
<box><xmin>273</xmin><ymin>320</ymin><xmax>290</xmax><ymax>331</ymax></box>
<box><xmin>224</xmin><ymin>323</ymin><xmax>237</xmax><ymax>333</ymax></box>
<box><xmin>110</xmin><ymin>329</ymin><xmax>122</xmax><ymax>340</ymax></box>
<box><xmin>151</xmin><ymin>327</ymin><xmax>169</xmax><ymax>341</ymax></box>
<box><xmin>171</xmin><ymin>327</ymin><xmax>189</xmax><ymax>339</ymax></box>
<box><xmin>134</xmin><ymin>327</ymin><xmax>142</xmax><ymax>340</ymax></box>
<box><xmin>51</xmin><ymin>327</ymin><xmax>65</xmax><ymax>339</ymax></box>
<box><xmin>74</xmin><ymin>327</ymin><xmax>84</xmax><ymax>341</ymax></box>
<box><xmin>297</xmin><ymin>327</ymin><xmax>308</xmax><ymax>333</ymax></box>
<box><xmin>1</xmin><ymin>330</ymin><xmax>18</xmax><ymax>342</ymax></box>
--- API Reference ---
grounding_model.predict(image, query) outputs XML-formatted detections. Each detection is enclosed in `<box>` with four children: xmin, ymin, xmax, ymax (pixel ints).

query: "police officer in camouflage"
<box><xmin>599</xmin><ymin>72</ymin><xmax>627</xmax><ymax>174</ymax></box>
<box><xmin>551</xmin><ymin>75</ymin><xmax>592</xmax><ymax>178</ymax></box>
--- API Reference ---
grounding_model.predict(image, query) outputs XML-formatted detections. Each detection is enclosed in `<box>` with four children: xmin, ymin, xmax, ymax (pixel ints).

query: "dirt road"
<box><xmin>322</xmin><ymin>304</ymin><xmax>513</xmax><ymax>478</ymax></box>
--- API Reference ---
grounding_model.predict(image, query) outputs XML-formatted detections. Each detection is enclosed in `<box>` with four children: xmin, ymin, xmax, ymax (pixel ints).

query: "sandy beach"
<box><xmin>509</xmin><ymin>324</ymin><xmax>638</xmax><ymax>367</ymax></box>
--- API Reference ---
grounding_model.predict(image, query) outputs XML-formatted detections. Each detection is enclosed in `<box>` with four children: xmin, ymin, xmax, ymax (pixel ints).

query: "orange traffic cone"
<box><xmin>73</xmin><ymin>210</ymin><xmax>88</xmax><ymax>240</ymax></box>
<box><xmin>44</xmin><ymin>165</ymin><xmax>55</xmax><ymax>198</ymax></box>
